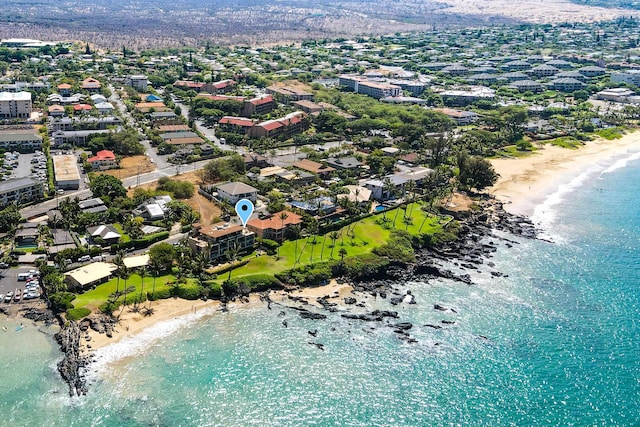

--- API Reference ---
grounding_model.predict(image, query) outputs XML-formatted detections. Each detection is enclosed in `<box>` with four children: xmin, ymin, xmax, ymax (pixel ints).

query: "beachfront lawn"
<box><xmin>73</xmin><ymin>273</ymin><xmax>176</xmax><ymax>310</ymax></box>
<box><xmin>228</xmin><ymin>202</ymin><xmax>442</xmax><ymax>280</ymax></box>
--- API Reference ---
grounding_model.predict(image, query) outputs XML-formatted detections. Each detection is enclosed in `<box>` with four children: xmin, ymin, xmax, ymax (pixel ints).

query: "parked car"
<box><xmin>78</xmin><ymin>255</ymin><xmax>91</xmax><ymax>263</ymax></box>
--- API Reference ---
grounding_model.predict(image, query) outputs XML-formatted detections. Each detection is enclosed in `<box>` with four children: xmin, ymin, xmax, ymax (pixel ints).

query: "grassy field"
<box><xmin>73</xmin><ymin>273</ymin><xmax>176</xmax><ymax>310</ymax></box>
<box><xmin>228</xmin><ymin>202</ymin><xmax>442</xmax><ymax>280</ymax></box>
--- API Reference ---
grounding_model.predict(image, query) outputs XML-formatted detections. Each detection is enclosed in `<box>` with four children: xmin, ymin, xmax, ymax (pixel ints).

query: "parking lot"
<box><xmin>0</xmin><ymin>266</ymin><xmax>42</xmax><ymax>304</ymax></box>
<box><xmin>1</xmin><ymin>151</ymin><xmax>48</xmax><ymax>183</ymax></box>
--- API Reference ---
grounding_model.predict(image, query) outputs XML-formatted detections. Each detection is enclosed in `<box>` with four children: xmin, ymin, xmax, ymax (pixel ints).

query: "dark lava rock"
<box><xmin>424</xmin><ymin>324</ymin><xmax>443</xmax><ymax>329</ymax></box>
<box><xmin>299</xmin><ymin>311</ymin><xmax>327</xmax><ymax>320</ymax></box>
<box><xmin>441</xmin><ymin>320</ymin><xmax>456</xmax><ymax>325</ymax></box>
<box><xmin>394</xmin><ymin>322</ymin><xmax>413</xmax><ymax>330</ymax></box>
<box><xmin>344</xmin><ymin>297</ymin><xmax>357</xmax><ymax>305</ymax></box>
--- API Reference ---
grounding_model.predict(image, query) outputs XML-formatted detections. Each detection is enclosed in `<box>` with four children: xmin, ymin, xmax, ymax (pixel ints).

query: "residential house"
<box><xmin>292</xmin><ymin>100</ymin><xmax>324</xmax><ymax>115</ymax></box>
<box><xmin>125</xmin><ymin>75</ymin><xmax>148</xmax><ymax>91</ymax></box>
<box><xmin>81</xmin><ymin>78</ymin><xmax>101</xmax><ymax>93</ymax></box>
<box><xmin>150</xmin><ymin>111</ymin><xmax>182</xmax><ymax>125</ymax></box>
<box><xmin>94</xmin><ymin>102</ymin><xmax>115</xmax><ymax>114</ymax></box>
<box><xmin>336</xmin><ymin>185</ymin><xmax>372</xmax><ymax>206</ymax></box>
<box><xmin>243</xmin><ymin>153</ymin><xmax>271</xmax><ymax>169</ymax></box>
<box><xmin>79</xmin><ymin>197</ymin><xmax>107</xmax><ymax>214</ymax></box>
<box><xmin>133</xmin><ymin>195</ymin><xmax>172</xmax><ymax>220</ymax></box>
<box><xmin>508</xmin><ymin>80</ymin><xmax>544</xmax><ymax>93</ymax></box>
<box><xmin>135</xmin><ymin>102</ymin><xmax>169</xmax><ymax>113</ymax></box>
<box><xmin>530</xmin><ymin>64</ymin><xmax>560</xmax><ymax>77</ymax></box>
<box><xmin>325</xmin><ymin>156</ymin><xmax>363</xmax><ymax>171</ymax></box>
<box><xmin>87</xmin><ymin>224</ymin><xmax>121</xmax><ymax>245</ymax></box>
<box><xmin>57</xmin><ymin>83</ymin><xmax>72</xmax><ymax>97</ymax></box>
<box><xmin>15</xmin><ymin>224</ymin><xmax>39</xmax><ymax>246</ymax></box>
<box><xmin>87</xmin><ymin>149</ymin><xmax>118</xmax><ymax>170</ymax></box>
<box><xmin>247</xmin><ymin>210</ymin><xmax>303</xmax><ymax>242</ymax></box>
<box><xmin>292</xmin><ymin>159</ymin><xmax>336</xmax><ymax>178</ymax></box>
<box><xmin>215</xmin><ymin>181</ymin><xmax>258</xmax><ymax>204</ymax></box>
<box><xmin>48</xmin><ymin>104</ymin><xmax>65</xmax><ymax>117</ymax></box>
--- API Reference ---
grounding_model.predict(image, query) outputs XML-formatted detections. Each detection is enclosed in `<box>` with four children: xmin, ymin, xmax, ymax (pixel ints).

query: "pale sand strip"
<box><xmin>490</xmin><ymin>132</ymin><xmax>640</xmax><ymax>217</ymax></box>
<box><xmin>83</xmin><ymin>281</ymin><xmax>353</xmax><ymax>354</ymax></box>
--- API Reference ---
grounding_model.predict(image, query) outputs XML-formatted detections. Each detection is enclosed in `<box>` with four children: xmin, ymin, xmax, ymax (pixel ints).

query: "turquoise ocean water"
<box><xmin>1</xmin><ymin>152</ymin><xmax>639</xmax><ymax>426</ymax></box>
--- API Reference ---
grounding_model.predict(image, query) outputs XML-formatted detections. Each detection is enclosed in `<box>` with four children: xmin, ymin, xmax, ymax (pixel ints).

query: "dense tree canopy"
<box><xmin>90</xmin><ymin>174</ymin><xmax>127</xmax><ymax>201</ymax></box>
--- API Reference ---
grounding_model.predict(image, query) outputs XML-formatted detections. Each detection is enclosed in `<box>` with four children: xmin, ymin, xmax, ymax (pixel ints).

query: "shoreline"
<box><xmin>82</xmin><ymin>280</ymin><xmax>354</xmax><ymax>356</ymax></box>
<box><xmin>56</xmin><ymin>131</ymin><xmax>640</xmax><ymax>393</ymax></box>
<box><xmin>490</xmin><ymin>132</ymin><xmax>640</xmax><ymax>218</ymax></box>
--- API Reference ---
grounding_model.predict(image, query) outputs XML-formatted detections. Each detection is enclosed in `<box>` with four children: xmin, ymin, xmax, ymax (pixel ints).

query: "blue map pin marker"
<box><xmin>235</xmin><ymin>198</ymin><xmax>254</xmax><ymax>227</ymax></box>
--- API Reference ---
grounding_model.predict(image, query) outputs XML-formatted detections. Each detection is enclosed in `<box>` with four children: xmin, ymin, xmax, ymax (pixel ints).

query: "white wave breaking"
<box><xmin>531</xmin><ymin>149</ymin><xmax>640</xmax><ymax>242</ymax></box>
<box><xmin>84</xmin><ymin>306</ymin><xmax>217</xmax><ymax>380</ymax></box>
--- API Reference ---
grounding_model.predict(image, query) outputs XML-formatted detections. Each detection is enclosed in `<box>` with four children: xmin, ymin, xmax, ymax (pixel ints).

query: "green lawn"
<box><xmin>73</xmin><ymin>273</ymin><xmax>176</xmax><ymax>309</ymax></box>
<box><xmin>229</xmin><ymin>202</ymin><xmax>441</xmax><ymax>280</ymax></box>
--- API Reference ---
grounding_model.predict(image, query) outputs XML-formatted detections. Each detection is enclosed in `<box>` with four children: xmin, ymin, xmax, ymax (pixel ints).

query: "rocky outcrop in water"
<box><xmin>54</xmin><ymin>321</ymin><xmax>90</xmax><ymax>397</ymax></box>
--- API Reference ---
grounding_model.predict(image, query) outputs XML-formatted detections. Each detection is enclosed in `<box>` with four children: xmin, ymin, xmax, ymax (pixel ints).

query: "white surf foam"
<box><xmin>531</xmin><ymin>149</ymin><xmax>640</xmax><ymax>242</ymax></box>
<box><xmin>85</xmin><ymin>306</ymin><xmax>217</xmax><ymax>380</ymax></box>
<box><xmin>600</xmin><ymin>150</ymin><xmax>640</xmax><ymax>175</ymax></box>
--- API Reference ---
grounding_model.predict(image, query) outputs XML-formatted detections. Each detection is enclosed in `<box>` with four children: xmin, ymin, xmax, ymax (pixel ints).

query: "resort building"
<box><xmin>0</xmin><ymin>91</ymin><xmax>32</xmax><ymax>119</ymax></box>
<box><xmin>595</xmin><ymin>88</ymin><xmax>635</xmax><ymax>102</ymax></box>
<box><xmin>188</xmin><ymin>223</ymin><xmax>255</xmax><ymax>261</ymax></box>
<box><xmin>0</xmin><ymin>177</ymin><xmax>44</xmax><ymax>207</ymax></box>
<box><xmin>338</xmin><ymin>75</ymin><xmax>401</xmax><ymax>99</ymax></box>
<box><xmin>434</xmin><ymin>108</ymin><xmax>480</xmax><ymax>125</ymax></box>
<box><xmin>52</xmin><ymin>155</ymin><xmax>80</xmax><ymax>190</ymax></box>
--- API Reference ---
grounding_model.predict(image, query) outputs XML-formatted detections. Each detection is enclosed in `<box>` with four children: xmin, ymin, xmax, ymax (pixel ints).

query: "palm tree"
<box><xmin>139</xmin><ymin>267</ymin><xmax>146</xmax><ymax>302</ymax></box>
<box><xmin>277</xmin><ymin>212</ymin><xmax>289</xmax><ymax>259</ymax></box>
<box><xmin>329</xmin><ymin>231</ymin><xmax>340</xmax><ymax>259</ymax></box>
<box><xmin>113</xmin><ymin>250</ymin><xmax>125</xmax><ymax>295</ymax></box>
<box><xmin>292</xmin><ymin>225</ymin><xmax>301</xmax><ymax>266</ymax></box>
<box><xmin>224</xmin><ymin>242</ymin><xmax>240</xmax><ymax>282</ymax></box>
<box><xmin>338</xmin><ymin>247</ymin><xmax>348</xmax><ymax>264</ymax></box>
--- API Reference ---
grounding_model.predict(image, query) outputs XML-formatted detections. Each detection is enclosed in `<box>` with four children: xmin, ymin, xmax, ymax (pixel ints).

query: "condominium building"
<box><xmin>240</xmin><ymin>94</ymin><xmax>276</xmax><ymax>117</ymax></box>
<box><xmin>125</xmin><ymin>75</ymin><xmax>148</xmax><ymax>91</ymax></box>
<box><xmin>188</xmin><ymin>223</ymin><xmax>255</xmax><ymax>261</ymax></box>
<box><xmin>266</xmin><ymin>85</ymin><xmax>314</xmax><ymax>104</ymax></box>
<box><xmin>0</xmin><ymin>91</ymin><xmax>32</xmax><ymax>119</ymax></box>
<box><xmin>0</xmin><ymin>130</ymin><xmax>42</xmax><ymax>152</ymax></box>
<box><xmin>248</xmin><ymin>111</ymin><xmax>309</xmax><ymax>139</ymax></box>
<box><xmin>0</xmin><ymin>177</ymin><xmax>44</xmax><ymax>207</ymax></box>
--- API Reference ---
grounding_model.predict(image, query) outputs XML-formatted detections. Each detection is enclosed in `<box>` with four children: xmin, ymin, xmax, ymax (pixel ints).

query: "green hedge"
<box><xmin>202</xmin><ymin>281</ymin><xmax>222</xmax><ymax>299</ymax></box>
<box><xmin>235</xmin><ymin>274</ymin><xmax>283</xmax><ymax>292</ymax></box>
<box><xmin>66</xmin><ymin>307</ymin><xmax>91</xmax><ymax>321</ymax></box>
<box><xmin>276</xmin><ymin>260</ymin><xmax>336</xmax><ymax>287</ymax></box>
<box><xmin>111</xmin><ymin>231</ymin><xmax>170</xmax><ymax>252</ymax></box>
<box><xmin>210</xmin><ymin>259</ymin><xmax>250</xmax><ymax>277</ymax></box>
<box><xmin>147</xmin><ymin>287</ymin><xmax>172</xmax><ymax>301</ymax></box>
<box><xmin>173</xmin><ymin>282</ymin><xmax>203</xmax><ymax>300</ymax></box>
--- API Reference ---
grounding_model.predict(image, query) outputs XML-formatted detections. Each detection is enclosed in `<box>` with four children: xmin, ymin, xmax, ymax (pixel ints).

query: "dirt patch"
<box><xmin>126</xmin><ymin>170</ymin><xmax>222</xmax><ymax>226</ymax></box>
<box><xmin>442</xmin><ymin>192</ymin><xmax>474</xmax><ymax>212</ymax></box>
<box><xmin>98</xmin><ymin>156</ymin><xmax>155</xmax><ymax>180</ymax></box>
<box><xmin>271</xmin><ymin>80</ymin><xmax>313</xmax><ymax>92</ymax></box>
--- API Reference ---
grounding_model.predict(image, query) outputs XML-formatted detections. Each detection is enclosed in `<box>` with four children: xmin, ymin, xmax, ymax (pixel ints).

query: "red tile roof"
<box><xmin>249</xmin><ymin>95</ymin><xmax>274</xmax><ymax>106</ymax></box>
<box><xmin>57</xmin><ymin>83</ymin><xmax>72</xmax><ymax>89</ymax></box>
<box><xmin>200</xmin><ymin>224</ymin><xmax>243</xmax><ymax>239</ymax></box>
<box><xmin>213</xmin><ymin>79</ymin><xmax>236</xmax><ymax>89</ymax></box>
<box><xmin>219</xmin><ymin>116</ymin><xmax>255</xmax><ymax>127</ymax></box>
<box><xmin>247</xmin><ymin>211</ymin><xmax>303</xmax><ymax>231</ymax></box>
<box><xmin>73</xmin><ymin>104</ymin><xmax>93</xmax><ymax>111</ymax></box>
<box><xmin>88</xmin><ymin>149</ymin><xmax>116</xmax><ymax>162</ymax></box>
<box><xmin>258</xmin><ymin>120</ymin><xmax>283</xmax><ymax>131</ymax></box>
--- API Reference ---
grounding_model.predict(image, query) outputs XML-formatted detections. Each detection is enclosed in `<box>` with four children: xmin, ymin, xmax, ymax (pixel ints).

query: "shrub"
<box><xmin>66</xmin><ymin>307</ymin><xmax>91</xmax><ymax>321</ymax></box>
<box><xmin>49</xmin><ymin>292</ymin><xmax>76</xmax><ymax>313</ymax></box>
<box><xmin>99</xmin><ymin>301</ymin><xmax>119</xmax><ymax>315</ymax></box>
<box><xmin>338</xmin><ymin>253</ymin><xmax>390</xmax><ymax>280</ymax></box>
<box><xmin>147</xmin><ymin>287</ymin><xmax>172</xmax><ymax>301</ymax></box>
<box><xmin>235</xmin><ymin>274</ymin><xmax>283</xmax><ymax>292</ymax></box>
<box><xmin>372</xmin><ymin>230</ymin><xmax>415</xmax><ymax>263</ymax></box>
<box><xmin>276</xmin><ymin>261</ymin><xmax>336</xmax><ymax>287</ymax></box>
<box><xmin>259</xmin><ymin>239</ymin><xmax>279</xmax><ymax>255</ymax></box>
<box><xmin>202</xmin><ymin>281</ymin><xmax>222</xmax><ymax>299</ymax></box>
<box><xmin>174</xmin><ymin>282</ymin><xmax>203</xmax><ymax>300</ymax></box>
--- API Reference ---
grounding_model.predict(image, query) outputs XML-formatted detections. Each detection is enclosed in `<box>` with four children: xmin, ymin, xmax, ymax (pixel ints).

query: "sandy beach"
<box><xmin>83</xmin><ymin>280</ymin><xmax>353</xmax><ymax>354</ymax></box>
<box><xmin>490</xmin><ymin>132</ymin><xmax>640</xmax><ymax>217</ymax></box>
